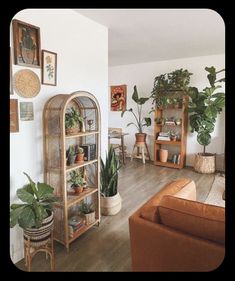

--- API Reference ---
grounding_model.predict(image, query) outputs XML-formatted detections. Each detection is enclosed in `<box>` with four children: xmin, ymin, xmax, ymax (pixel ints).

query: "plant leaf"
<box><xmin>37</xmin><ymin>182</ymin><xmax>54</xmax><ymax>199</ymax></box>
<box><xmin>17</xmin><ymin>188</ymin><xmax>35</xmax><ymax>204</ymax></box>
<box><xmin>18</xmin><ymin>206</ymin><xmax>36</xmax><ymax>229</ymax></box>
<box><xmin>132</xmin><ymin>85</ymin><xmax>139</xmax><ymax>103</ymax></box>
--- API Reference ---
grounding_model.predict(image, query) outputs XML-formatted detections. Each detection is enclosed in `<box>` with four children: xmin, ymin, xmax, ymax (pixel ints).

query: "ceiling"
<box><xmin>75</xmin><ymin>9</ymin><xmax>225</xmax><ymax>67</ymax></box>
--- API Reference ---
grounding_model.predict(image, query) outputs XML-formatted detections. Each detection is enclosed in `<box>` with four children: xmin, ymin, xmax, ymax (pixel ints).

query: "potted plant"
<box><xmin>67</xmin><ymin>145</ymin><xmax>76</xmax><ymax>165</ymax></box>
<box><xmin>65</xmin><ymin>107</ymin><xmax>84</xmax><ymax>135</ymax></box>
<box><xmin>121</xmin><ymin>85</ymin><xmax>151</xmax><ymax>143</ymax></box>
<box><xmin>80</xmin><ymin>201</ymin><xmax>95</xmax><ymax>225</ymax></box>
<box><xmin>188</xmin><ymin>66</ymin><xmax>225</xmax><ymax>173</ymax></box>
<box><xmin>68</xmin><ymin>170</ymin><xmax>86</xmax><ymax>194</ymax></box>
<box><xmin>151</xmin><ymin>68</ymin><xmax>192</xmax><ymax>108</ymax></box>
<box><xmin>100</xmin><ymin>147</ymin><xmax>122</xmax><ymax>215</ymax></box>
<box><xmin>75</xmin><ymin>146</ymin><xmax>84</xmax><ymax>163</ymax></box>
<box><xmin>10</xmin><ymin>172</ymin><xmax>57</xmax><ymax>247</ymax></box>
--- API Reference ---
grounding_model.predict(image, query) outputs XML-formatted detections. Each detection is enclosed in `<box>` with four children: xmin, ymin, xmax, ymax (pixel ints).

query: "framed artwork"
<box><xmin>10</xmin><ymin>99</ymin><xmax>19</xmax><ymax>132</ymax></box>
<box><xmin>10</xmin><ymin>47</ymin><xmax>14</xmax><ymax>95</ymax></box>
<box><xmin>110</xmin><ymin>85</ymin><xmax>127</xmax><ymax>111</ymax></box>
<box><xmin>12</xmin><ymin>19</ymin><xmax>41</xmax><ymax>68</ymax></box>
<box><xmin>42</xmin><ymin>50</ymin><xmax>57</xmax><ymax>86</ymax></box>
<box><xmin>20</xmin><ymin>102</ymin><xmax>34</xmax><ymax>121</ymax></box>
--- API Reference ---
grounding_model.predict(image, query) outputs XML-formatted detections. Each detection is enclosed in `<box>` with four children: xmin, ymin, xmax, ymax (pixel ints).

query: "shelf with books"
<box><xmin>43</xmin><ymin>91</ymin><xmax>101</xmax><ymax>251</ymax></box>
<box><xmin>153</xmin><ymin>95</ymin><xmax>188</xmax><ymax>169</ymax></box>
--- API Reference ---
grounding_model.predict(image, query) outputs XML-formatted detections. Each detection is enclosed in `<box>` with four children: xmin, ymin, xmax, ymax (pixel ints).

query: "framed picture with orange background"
<box><xmin>110</xmin><ymin>85</ymin><xmax>127</xmax><ymax>111</ymax></box>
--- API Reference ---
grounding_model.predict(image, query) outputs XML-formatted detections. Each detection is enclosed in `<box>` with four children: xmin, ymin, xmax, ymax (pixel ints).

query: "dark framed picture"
<box><xmin>10</xmin><ymin>99</ymin><xmax>19</xmax><ymax>133</ymax></box>
<box><xmin>110</xmin><ymin>85</ymin><xmax>127</xmax><ymax>111</ymax></box>
<box><xmin>42</xmin><ymin>50</ymin><xmax>57</xmax><ymax>86</ymax></box>
<box><xmin>12</xmin><ymin>19</ymin><xmax>41</xmax><ymax>68</ymax></box>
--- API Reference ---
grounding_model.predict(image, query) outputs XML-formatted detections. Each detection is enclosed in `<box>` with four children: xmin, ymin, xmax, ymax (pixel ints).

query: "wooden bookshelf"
<box><xmin>153</xmin><ymin>96</ymin><xmax>188</xmax><ymax>169</ymax></box>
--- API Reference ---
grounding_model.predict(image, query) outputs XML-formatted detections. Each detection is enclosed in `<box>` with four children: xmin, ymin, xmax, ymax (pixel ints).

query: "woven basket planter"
<box><xmin>23</xmin><ymin>211</ymin><xmax>54</xmax><ymax>247</ymax></box>
<box><xmin>84</xmin><ymin>211</ymin><xmax>96</xmax><ymax>225</ymax></box>
<box><xmin>101</xmin><ymin>192</ymin><xmax>122</xmax><ymax>216</ymax></box>
<box><xmin>194</xmin><ymin>153</ymin><xmax>216</xmax><ymax>174</ymax></box>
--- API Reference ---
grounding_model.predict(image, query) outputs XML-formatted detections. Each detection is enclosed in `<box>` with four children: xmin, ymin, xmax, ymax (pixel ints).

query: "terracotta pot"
<box><xmin>159</xmin><ymin>149</ymin><xmax>168</xmax><ymax>162</ymax></box>
<box><xmin>135</xmin><ymin>133</ymin><xmax>146</xmax><ymax>144</ymax></box>
<box><xmin>74</xmin><ymin>186</ymin><xmax>83</xmax><ymax>194</ymax></box>
<box><xmin>76</xmin><ymin>153</ymin><xmax>84</xmax><ymax>163</ymax></box>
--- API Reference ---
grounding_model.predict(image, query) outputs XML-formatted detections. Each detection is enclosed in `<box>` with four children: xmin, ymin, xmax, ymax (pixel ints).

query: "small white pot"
<box><xmin>100</xmin><ymin>192</ymin><xmax>122</xmax><ymax>216</ymax></box>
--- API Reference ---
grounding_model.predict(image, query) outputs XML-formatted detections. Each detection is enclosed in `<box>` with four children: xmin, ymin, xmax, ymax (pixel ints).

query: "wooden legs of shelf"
<box><xmin>131</xmin><ymin>142</ymin><xmax>151</xmax><ymax>164</ymax></box>
<box><xmin>24</xmin><ymin>230</ymin><xmax>55</xmax><ymax>272</ymax></box>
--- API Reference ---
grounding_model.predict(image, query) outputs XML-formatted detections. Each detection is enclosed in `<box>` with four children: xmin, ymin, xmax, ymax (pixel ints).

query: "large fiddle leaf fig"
<box><xmin>188</xmin><ymin>66</ymin><xmax>225</xmax><ymax>154</ymax></box>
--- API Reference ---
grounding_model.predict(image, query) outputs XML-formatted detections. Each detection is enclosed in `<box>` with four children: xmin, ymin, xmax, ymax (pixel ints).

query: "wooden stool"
<box><xmin>24</xmin><ymin>230</ymin><xmax>55</xmax><ymax>271</ymax></box>
<box><xmin>131</xmin><ymin>141</ymin><xmax>151</xmax><ymax>164</ymax></box>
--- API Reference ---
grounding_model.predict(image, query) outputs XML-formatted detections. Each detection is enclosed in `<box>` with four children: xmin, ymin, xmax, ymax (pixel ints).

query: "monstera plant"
<box><xmin>188</xmin><ymin>66</ymin><xmax>225</xmax><ymax>173</ymax></box>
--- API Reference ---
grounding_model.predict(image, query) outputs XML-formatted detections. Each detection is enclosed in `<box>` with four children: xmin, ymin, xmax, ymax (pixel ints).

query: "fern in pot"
<box><xmin>100</xmin><ymin>147</ymin><xmax>122</xmax><ymax>215</ymax></box>
<box><xmin>10</xmin><ymin>172</ymin><xmax>58</xmax><ymax>246</ymax></box>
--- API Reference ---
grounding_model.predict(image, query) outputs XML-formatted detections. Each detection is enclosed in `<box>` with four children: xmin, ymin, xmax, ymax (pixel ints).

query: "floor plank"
<box><xmin>15</xmin><ymin>159</ymin><xmax>214</xmax><ymax>272</ymax></box>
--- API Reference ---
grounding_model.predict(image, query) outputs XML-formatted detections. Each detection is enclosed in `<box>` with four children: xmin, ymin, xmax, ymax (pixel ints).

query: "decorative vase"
<box><xmin>135</xmin><ymin>133</ymin><xmax>146</xmax><ymax>144</ymax></box>
<box><xmin>159</xmin><ymin>149</ymin><xmax>168</xmax><ymax>162</ymax></box>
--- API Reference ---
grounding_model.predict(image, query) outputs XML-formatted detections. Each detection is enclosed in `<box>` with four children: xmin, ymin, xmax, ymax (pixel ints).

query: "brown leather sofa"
<box><xmin>129</xmin><ymin>178</ymin><xmax>225</xmax><ymax>272</ymax></box>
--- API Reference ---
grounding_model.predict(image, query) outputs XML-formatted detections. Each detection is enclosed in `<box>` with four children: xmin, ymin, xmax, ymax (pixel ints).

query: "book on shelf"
<box><xmin>172</xmin><ymin>154</ymin><xmax>181</xmax><ymax>164</ymax></box>
<box><xmin>157</xmin><ymin>136</ymin><xmax>171</xmax><ymax>141</ymax></box>
<box><xmin>80</xmin><ymin>143</ymin><xmax>96</xmax><ymax>161</ymax></box>
<box><xmin>156</xmin><ymin>132</ymin><xmax>170</xmax><ymax>141</ymax></box>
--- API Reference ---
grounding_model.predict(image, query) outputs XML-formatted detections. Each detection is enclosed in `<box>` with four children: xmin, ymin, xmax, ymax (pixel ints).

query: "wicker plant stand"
<box><xmin>24</xmin><ymin>230</ymin><xmax>54</xmax><ymax>272</ymax></box>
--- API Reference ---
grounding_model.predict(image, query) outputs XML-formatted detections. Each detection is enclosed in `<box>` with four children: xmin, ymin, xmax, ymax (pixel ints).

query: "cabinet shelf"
<box><xmin>153</xmin><ymin>95</ymin><xmax>188</xmax><ymax>169</ymax></box>
<box><xmin>66</xmin><ymin>159</ymin><xmax>98</xmax><ymax>172</ymax></box>
<box><xmin>155</xmin><ymin>140</ymin><xmax>181</xmax><ymax>146</ymax></box>
<box><xmin>54</xmin><ymin>187</ymin><xmax>98</xmax><ymax>208</ymax></box>
<box><xmin>43</xmin><ymin>91</ymin><xmax>101</xmax><ymax>251</ymax></box>
<box><xmin>67</xmin><ymin>187</ymin><xmax>98</xmax><ymax>208</ymax></box>
<box><xmin>65</xmin><ymin>130</ymin><xmax>99</xmax><ymax>139</ymax></box>
<box><xmin>69</xmin><ymin>219</ymin><xmax>99</xmax><ymax>243</ymax></box>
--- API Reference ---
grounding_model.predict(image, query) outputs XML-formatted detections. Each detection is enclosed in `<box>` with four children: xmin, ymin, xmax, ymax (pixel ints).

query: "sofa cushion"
<box><xmin>140</xmin><ymin>178</ymin><xmax>194</xmax><ymax>222</ymax></box>
<box><xmin>158</xmin><ymin>195</ymin><xmax>225</xmax><ymax>244</ymax></box>
<box><xmin>173</xmin><ymin>180</ymin><xmax>196</xmax><ymax>201</ymax></box>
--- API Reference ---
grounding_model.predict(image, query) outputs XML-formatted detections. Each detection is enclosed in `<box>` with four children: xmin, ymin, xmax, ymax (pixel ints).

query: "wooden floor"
<box><xmin>16</xmin><ymin>159</ymin><xmax>215</xmax><ymax>272</ymax></box>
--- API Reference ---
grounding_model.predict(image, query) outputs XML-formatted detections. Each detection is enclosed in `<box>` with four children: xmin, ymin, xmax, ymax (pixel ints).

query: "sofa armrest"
<box><xmin>129</xmin><ymin>214</ymin><xmax>225</xmax><ymax>272</ymax></box>
<box><xmin>138</xmin><ymin>178</ymin><xmax>195</xmax><ymax>222</ymax></box>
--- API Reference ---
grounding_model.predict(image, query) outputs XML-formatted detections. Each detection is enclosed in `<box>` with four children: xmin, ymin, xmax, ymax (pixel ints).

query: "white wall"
<box><xmin>109</xmin><ymin>54</ymin><xmax>225</xmax><ymax>168</ymax></box>
<box><xmin>10</xmin><ymin>9</ymin><xmax>108</xmax><ymax>263</ymax></box>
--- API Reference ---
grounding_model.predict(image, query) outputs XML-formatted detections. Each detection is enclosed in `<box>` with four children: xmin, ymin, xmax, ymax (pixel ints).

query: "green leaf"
<box><xmin>10</xmin><ymin>206</ymin><xmax>26</xmax><ymax>228</ymax></box>
<box><xmin>132</xmin><ymin>85</ymin><xmax>139</xmax><ymax>103</ymax></box>
<box><xmin>18</xmin><ymin>206</ymin><xmax>36</xmax><ymax>229</ymax></box>
<box><xmin>138</xmin><ymin>97</ymin><xmax>149</xmax><ymax>105</ymax></box>
<box><xmin>17</xmin><ymin>188</ymin><xmax>35</xmax><ymax>204</ymax></box>
<box><xmin>23</xmin><ymin>172</ymin><xmax>39</xmax><ymax>199</ymax></box>
<box><xmin>37</xmin><ymin>182</ymin><xmax>54</xmax><ymax>199</ymax></box>
<box><xmin>205</xmin><ymin>66</ymin><xmax>216</xmax><ymax>87</ymax></box>
<box><xmin>197</xmin><ymin>131</ymin><xmax>211</xmax><ymax>146</ymax></box>
<box><xmin>10</xmin><ymin>203</ymin><xmax>27</xmax><ymax>210</ymax></box>
<box><xmin>143</xmin><ymin>117</ymin><xmax>151</xmax><ymax>127</ymax></box>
